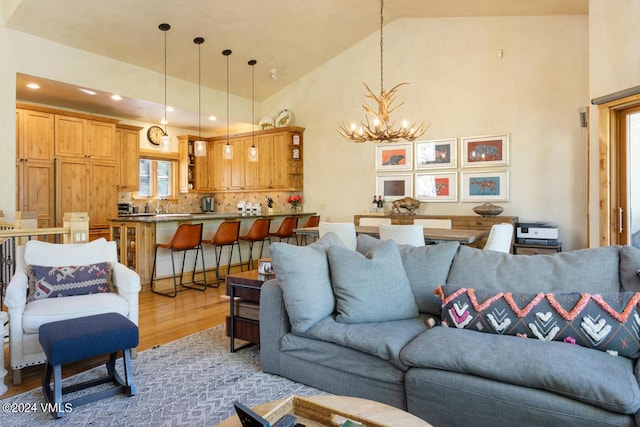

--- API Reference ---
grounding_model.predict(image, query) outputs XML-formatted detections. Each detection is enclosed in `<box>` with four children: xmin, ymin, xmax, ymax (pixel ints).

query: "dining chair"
<box><xmin>484</xmin><ymin>223</ymin><xmax>514</xmax><ymax>253</ymax></box>
<box><xmin>379</xmin><ymin>224</ymin><xmax>425</xmax><ymax>247</ymax></box>
<box><xmin>297</xmin><ymin>215</ymin><xmax>320</xmax><ymax>245</ymax></box>
<box><xmin>151</xmin><ymin>223</ymin><xmax>207</xmax><ymax>297</ymax></box>
<box><xmin>318</xmin><ymin>222</ymin><xmax>357</xmax><ymax>250</ymax></box>
<box><xmin>202</xmin><ymin>221</ymin><xmax>242</xmax><ymax>286</ymax></box>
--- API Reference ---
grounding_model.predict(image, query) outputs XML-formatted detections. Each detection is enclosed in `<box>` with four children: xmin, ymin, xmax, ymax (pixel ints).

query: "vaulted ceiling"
<box><xmin>8</xmin><ymin>0</ymin><xmax>588</xmax><ymax>130</ymax></box>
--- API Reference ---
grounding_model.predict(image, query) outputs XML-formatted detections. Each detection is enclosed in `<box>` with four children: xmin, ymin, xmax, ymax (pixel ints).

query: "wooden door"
<box><xmin>55</xmin><ymin>115</ymin><xmax>85</xmax><ymax>158</ymax></box>
<box><xmin>116</xmin><ymin>127</ymin><xmax>140</xmax><ymax>190</ymax></box>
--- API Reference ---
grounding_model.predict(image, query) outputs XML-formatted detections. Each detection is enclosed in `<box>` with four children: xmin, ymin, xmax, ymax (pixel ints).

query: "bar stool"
<box><xmin>239</xmin><ymin>218</ymin><xmax>271</xmax><ymax>270</ymax></box>
<box><xmin>269</xmin><ymin>216</ymin><xmax>299</xmax><ymax>244</ymax></box>
<box><xmin>151</xmin><ymin>223</ymin><xmax>207</xmax><ymax>297</ymax></box>
<box><xmin>297</xmin><ymin>215</ymin><xmax>320</xmax><ymax>245</ymax></box>
<box><xmin>202</xmin><ymin>221</ymin><xmax>242</xmax><ymax>286</ymax></box>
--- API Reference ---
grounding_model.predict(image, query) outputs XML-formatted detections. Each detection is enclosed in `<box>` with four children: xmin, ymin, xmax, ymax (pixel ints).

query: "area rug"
<box><xmin>2</xmin><ymin>325</ymin><xmax>326</xmax><ymax>426</ymax></box>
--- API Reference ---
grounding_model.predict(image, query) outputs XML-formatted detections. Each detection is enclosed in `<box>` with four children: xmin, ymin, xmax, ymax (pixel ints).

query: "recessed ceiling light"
<box><xmin>209</xmin><ymin>115</ymin><xmax>217</xmax><ymax>121</ymax></box>
<box><xmin>79</xmin><ymin>88</ymin><xmax>97</xmax><ymax>95</ymax></box>
<box><xmin>160</xmin><ymin>118</ymin><xmax>168</xmax><ymax>125</ymax></box>
<box><xmin>166</xmin><ymin>106</ymin><xmax>174</xmax><ymax>112</ymax></box>
<box><xmin>111</xmin><ymin>94</ymin><xmax>122</xmax><ymax>101</ymax></box>
<box><xmin>26</xmin><ymin>83</ymin><xmax>40</xmax><ymax>89</ymax></box>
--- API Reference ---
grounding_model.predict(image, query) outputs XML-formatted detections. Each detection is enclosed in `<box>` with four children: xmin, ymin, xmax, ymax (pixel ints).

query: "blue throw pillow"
<box><xmin>329</xmin><ymin>239</ymin><xmax>418</xmax><ymax>324</ymax></box>
<box><xmin>435</xmin><ymin>283</ymin><xmax>640</xmax><ymax>358</ymax></box>
<box><xmin>27</xmin><ymin>263</ymin><xmax>113</xmax><ymax>302</ymax></box>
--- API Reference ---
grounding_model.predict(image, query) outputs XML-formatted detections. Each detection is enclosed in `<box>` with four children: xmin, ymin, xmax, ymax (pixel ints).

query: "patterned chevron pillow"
<box><xmin>435</xmin><ymin>284</ymin><xmax>640</xmax><ymax>358</ymax></box>
<box><xmin>27</xmin><ymin>263</ymin><xmax>113</xmax><ymax>302</ymax></box>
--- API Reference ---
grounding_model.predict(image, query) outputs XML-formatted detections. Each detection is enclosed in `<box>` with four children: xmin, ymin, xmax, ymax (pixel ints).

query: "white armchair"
<box><xmin>4</xmin><ymin>238</ymin><xmax>141</xmax><ymax>385</ymax></box>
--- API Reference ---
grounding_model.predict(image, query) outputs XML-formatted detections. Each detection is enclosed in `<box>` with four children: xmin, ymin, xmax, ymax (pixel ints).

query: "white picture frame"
<box><xmin>375</xmin><ymin>143</ymin><xmax>413</xmax><ymax>171</ymax></box>
<box><xmin>461</xmin><ymin>170</ymin><xmax>509</xmax><ymax>202</ymax></box>
<box><xmin>415</xmin><ymin>138</ymin><xmax>457</xmax><ymax>169</ymax></box>
<box><xmin>415</xmin><ymin>172</ymin><xmax>458</xmax><ymax>202</ymax></box>
<box><xmin>375</xmin><ymin>174</ymin><xmax>413</xmax><ymax>201</ymax></box>
<box><xmin>461</xmin><ymin>134</ymin><xmax>509</xmax><ymax>168</ymax></box>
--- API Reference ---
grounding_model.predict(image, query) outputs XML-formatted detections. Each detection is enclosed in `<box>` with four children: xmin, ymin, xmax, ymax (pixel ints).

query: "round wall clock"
<box><xmin>147</xmin><ymin>125</ymin><xmax>165</xmax><ymax>146</ymax></box>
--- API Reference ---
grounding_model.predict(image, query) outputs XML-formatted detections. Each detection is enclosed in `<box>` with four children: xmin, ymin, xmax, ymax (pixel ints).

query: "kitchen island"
<box><xmin>108</xmin><ymin>211</ymin><xmax>314</xmax><ymax>291</ymax></box>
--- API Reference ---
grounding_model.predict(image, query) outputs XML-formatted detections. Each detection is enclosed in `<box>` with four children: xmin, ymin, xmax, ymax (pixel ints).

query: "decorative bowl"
<box><xmin>472</xmin><ymin>203</ymin><xmax>503</xmax><ymax>217</ymax></box>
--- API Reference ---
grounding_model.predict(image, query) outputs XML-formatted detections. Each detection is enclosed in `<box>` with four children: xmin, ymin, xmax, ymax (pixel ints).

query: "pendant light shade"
<box><xmin>248</xmin><ymin>59</ymin><xmax>258</xmax><ymax>162</ymax></box>
<box><xmin>159</xmin><ymin>23</ymin><xmax>171</xmax><ymax>152</ymax></box>
<box><xmin>194</xmin><ymin>36</ymin><xmax>206</xmax><ymax>157</ymax></box>
<box><xmin>222</xmin><ymin>49</ymin><xmax>233</xmax><ymax>160</ymax></box>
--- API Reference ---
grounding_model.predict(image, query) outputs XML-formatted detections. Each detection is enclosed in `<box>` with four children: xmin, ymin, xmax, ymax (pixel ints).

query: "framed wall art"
<box><xmin>415</xmin><ymin>138</ymin><xmax>457</xmax><ymax>169</ymax></box>
<box><xmin>375</xmin><ymin>143</ymin><xmax>413</xmax><ymax>171</ymax></box>
<box><xmin>415</xmin><ymin>172</ymin><xmax>458</xmax><ymax>202</ymax></box>
<box><xmin>375</xmin><ymin>174</ymin><xmax>413</xmax><ymax>201</ymax></box>
<box><xmin>461</xmin><ymin>170</ymin><xmax>509</xmax><ymax>202</ymax></box>
<box><xmin>461</xmin><ymin>134</ymin><xmax>509</xmax><ymax>168</ymax></box>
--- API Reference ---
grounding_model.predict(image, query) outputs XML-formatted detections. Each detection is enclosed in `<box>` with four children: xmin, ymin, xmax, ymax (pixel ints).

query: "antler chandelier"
<box><xmin>338</xmin><ymin>0</ymin><xmax>427</xmax><ymax>143</ymax></box>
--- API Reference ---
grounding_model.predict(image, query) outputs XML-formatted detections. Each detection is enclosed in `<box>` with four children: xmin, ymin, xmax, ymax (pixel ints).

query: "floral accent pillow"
<box><xmin>434</xmin><ymin>284</ymin><xmax>640</xmax><ymax>358</ymax></box>
<box><xmin>26</xmin><ymin>263</ymin><xmax>113</xmax><ymax>302</ymax></box>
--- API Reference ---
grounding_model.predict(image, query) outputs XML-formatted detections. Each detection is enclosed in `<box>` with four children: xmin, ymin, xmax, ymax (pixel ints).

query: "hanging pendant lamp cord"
<box><xmin>380</xmin><ymin>0</ymin><xmax>384</xmax><ymax>97</ymax></box>
<box><xmin>198</xmin><ymin>42</ymin><xmax>201</xmax><ymax>139</ymax></box>
<box><xmin>226</xmin><ymin>54</ymin><xmax>229</xmax><ymax>144</ymax></box>
<box><xmin>164</xmin><ymin>29</ymin><xmax>167</xmax><ymax>133</ymax></box>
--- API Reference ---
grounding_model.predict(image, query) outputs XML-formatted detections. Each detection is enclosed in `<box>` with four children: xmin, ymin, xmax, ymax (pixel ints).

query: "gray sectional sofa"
<box><xmin>260</xmin><ymin>233</ymin><xmax>640</xmax><ymax>427</ymax></box>
<box><xmin>260</xmin><ymin>232</ymin><xmax>640</xmax><ymax>426</ymax></box>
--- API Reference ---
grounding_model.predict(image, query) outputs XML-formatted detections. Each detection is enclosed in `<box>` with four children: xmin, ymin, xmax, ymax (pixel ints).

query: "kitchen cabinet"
<box><xmin>116</xmin><ymin>124</ymin><xmax>142</xmax><ymax>190</ymax></box>
<box><xmin>15</xmin><ymin>108</ymin><xmax>55</xmax><ymax>228</ymax></box>
<box><xmin>178</xmin><ymin>126</ymin><xmax>305</xmax><ymax>193</ymax></box>
<box><xmin>55</xmin><ymin>115</ymin><xmax>117</xmax><ymax>161</ymax></box>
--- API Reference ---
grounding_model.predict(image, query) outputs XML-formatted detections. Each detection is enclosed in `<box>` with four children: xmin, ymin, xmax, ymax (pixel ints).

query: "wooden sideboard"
<box><xmin>354</xmin><ymin>213</ymin><xmax>518</xmax><ymax>250</ymax></box>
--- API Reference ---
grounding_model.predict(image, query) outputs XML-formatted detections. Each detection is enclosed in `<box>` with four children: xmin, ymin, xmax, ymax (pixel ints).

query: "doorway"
<box><xmin>596</xmin><ymin>90</ymin><xmax>640</xmax><ymax>246</ymax></box>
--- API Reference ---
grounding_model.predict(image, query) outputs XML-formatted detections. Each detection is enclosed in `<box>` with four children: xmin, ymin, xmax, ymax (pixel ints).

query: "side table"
<box><xmin>513</xmin><ymin>242</ymin><xmax>562</xmax><ymax>255</ymax></box>
<box><xmin>226</xmin><ymin>270</ymin><xmax>272</xmax><ymax>352</ymax></box>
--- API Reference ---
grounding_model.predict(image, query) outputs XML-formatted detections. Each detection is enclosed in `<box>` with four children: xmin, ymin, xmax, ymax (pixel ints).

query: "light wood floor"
<box><xmin>2</xmin><ymin>285</ymin><xmax>230</xmax><ymax>399</ymax></box>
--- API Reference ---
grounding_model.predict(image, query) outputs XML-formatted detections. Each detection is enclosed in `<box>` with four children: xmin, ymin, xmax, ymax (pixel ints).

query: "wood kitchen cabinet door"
<box><xmin>17</xmin><ymin>109</ymin><xmax>54</xmax><ymax>162</ymax></box>
<box><xmin>54</xmin><ymin>115</ymin><xmax>85</xmax><ymax>158</ymax></box>
<box><xmin>56</xmin><ymin>158</ymin><xmax>89</xmax><ymax>225</ymax></box>
<box><xmin>86</xmin><ymin>120</ymin><xmax>116</xmax><ymax>161</ymax></box>
<box><xmin>89</xmin><ymin>161</ymin><xmax>118</xmax><ymax>229</ymax></box>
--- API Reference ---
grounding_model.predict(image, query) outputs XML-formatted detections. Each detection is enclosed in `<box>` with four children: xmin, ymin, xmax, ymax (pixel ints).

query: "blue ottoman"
<box><xmin>38</xmin><ymin>313</ymin><xmax>139</xmax><ymax>418</ymax></box>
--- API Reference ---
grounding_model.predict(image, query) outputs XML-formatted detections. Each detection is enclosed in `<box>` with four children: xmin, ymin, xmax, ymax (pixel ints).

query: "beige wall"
<box><xmin>263</xmin><ymin>15</ymin><xmax>589</xmax><ymax>250</ymax></box>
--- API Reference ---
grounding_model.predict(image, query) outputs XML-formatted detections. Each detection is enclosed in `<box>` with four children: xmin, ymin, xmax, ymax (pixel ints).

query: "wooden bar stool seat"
<box><xmin>202</xmin><ymin>221</ymin><xmax>242</xmax><ymax>286</ymax></box>
<box><xmin>151</xmin><ymin>223</ymin><xmax>207</xmax><ymax>297</ymax></box>
<box><xmin>239</xmin><ymin>218</ymin><xmax>271</xmax><ymax>270</ymax></box>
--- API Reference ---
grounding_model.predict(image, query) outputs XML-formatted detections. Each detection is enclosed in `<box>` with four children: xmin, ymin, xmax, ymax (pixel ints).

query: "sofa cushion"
<box><xmin>447</xmin><ymin>245</ymin><xmax>622</xmax><ymax>294</ymax></box>
<box><xmin>401</xmin><ymin>327</ymin><xmax>640</xmax><ymax>415</ymax></box>
<box><xmin>435</xmin><ymin>284</ymin><xmax>640</xmax><ymax>358</ymax></box>
<box><xmin>270</xmin><ymin>232</ymin><xmax>344</xmax><ymax>334</ymax></box>
<box><xmin>620</xmin><ymin>245</ymin><xmax>640</xmax><ymax>293</ymax></box>
<box><xmin>22</xmin><ymin>292</ymin><xmax>129</xmax><ymax>334</ymax></box>
<box><xmin>357</xmin><ymin>235</ymin><xmax>460</xmax><ymax>316</ymax></box>
<box><xmin>26</xmin><ymin>263</ymin><xmax>113</xmax><ymax>302</ymax></box>
<box><xmin>328</xmin><ymin>239</ymin><xmax>418</xmax><ymax>324</ymax></box>
<box><xmin>302</xmin><ymin>315</ymin><xmax>428</xmax><ymax>370</ymax></box>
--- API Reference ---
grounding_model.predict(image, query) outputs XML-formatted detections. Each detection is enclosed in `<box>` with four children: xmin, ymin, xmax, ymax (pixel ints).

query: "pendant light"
<box><xmin>248</xmin><ymin>59</ymin><xmax>258</xmax><ymax>162</ymax></box>
<box><xmin>159</xmin><ymin>23</ymin><xmax>171</xmax><ymax>152</ymax></box>
<box><xmin>222</xmin><ymin>49</ymin><xmax>233</xmax><ymax>160</ymax></box>
<box><xmin>193</xmin><ymin>36</ymin><xmax>206</xmax><ymax>157</ymax></box>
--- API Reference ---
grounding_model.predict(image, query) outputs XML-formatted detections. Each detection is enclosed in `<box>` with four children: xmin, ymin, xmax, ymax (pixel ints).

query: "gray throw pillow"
<box><xmin>328</xmin><ymin>239</ymin><xmax>418</xmax><ymax>323</ymax></box>
<box><xmin>270</xmin><ymin>232</ymin><xmax>344</xmax><ymax>333</ymax></box>
<box><xmin>620</xmin><ymin>245</ymin><xmax>640</xmax><ymax>293</ymax></box>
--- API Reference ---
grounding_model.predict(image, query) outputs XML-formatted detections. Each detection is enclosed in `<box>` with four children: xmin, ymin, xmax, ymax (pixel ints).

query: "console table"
<box><xmin>226</xmin><ymin>270</ymin><xmax>272</xmax><ymax>352</ymax></box>
<box><xmin>354</xmin><ymin>213</ymin><xmax>518</xmax><ymax>250</ymax></box>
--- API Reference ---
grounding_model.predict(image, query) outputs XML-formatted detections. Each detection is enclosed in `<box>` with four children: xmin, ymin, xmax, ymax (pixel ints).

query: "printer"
<box><xmin>516</xmin><ymin>221</ymin><xmax>559</xmax><ymax>245</ymax></box>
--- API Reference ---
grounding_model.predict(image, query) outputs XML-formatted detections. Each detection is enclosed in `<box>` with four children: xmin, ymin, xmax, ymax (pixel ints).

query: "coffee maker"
<box><xmin>202</xmin><ymin>197</ymin><xmax>214</xmax><ymax>212</ymax></box>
